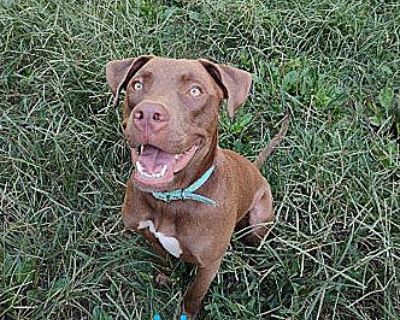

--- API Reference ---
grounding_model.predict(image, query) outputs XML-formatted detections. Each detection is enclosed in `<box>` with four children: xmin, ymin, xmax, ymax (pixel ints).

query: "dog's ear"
<box><xmin>106</xmin><ymin>55</ymin><xmax>154</xmax><ymax>106</ymax></box>
<box><xmin>198</xmin><ymin>59</ymin><xmax>252</xmax><ymax>118</ymax></box>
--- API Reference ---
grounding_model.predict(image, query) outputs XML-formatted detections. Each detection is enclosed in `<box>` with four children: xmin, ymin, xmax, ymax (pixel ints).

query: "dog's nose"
<box><xmin>133</xmin><ymin>102</ymin><xmax>169</xmax><ymax>134</ymax></box>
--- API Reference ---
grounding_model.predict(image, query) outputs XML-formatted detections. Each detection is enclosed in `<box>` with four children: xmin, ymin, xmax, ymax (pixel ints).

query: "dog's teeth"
<box><xmin>160</xmin><ymin>165</ymin><xmax>167</xmax><ymax>177</ymax></box>
<box><xmin>140</xmin><ymin>145</ymin><xmax>144</xmax><ymax>154</ymax></box>
<box><xmin>154</xmin><ymin>172</ymin><xmax>162</xmax><ymax>178</ymax></box>
<box><xmin>136</xmin><ymin>161</ymin><xmax>167</xmax><ymax>179</ymax></box>
<box><xmin>175</xmin><ymin>155</ymin><xmax>179</xmax><ymax>160</ymax></box>
<box><xmin>136</xmin><ymin>161</ymin><xmax>143</xmax><ymax>173</ymax></box>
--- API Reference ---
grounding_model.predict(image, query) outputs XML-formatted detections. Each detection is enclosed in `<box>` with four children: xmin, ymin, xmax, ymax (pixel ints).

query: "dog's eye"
<box><xmin>133</xmin><ymin>81</ymin><xmax>143</xmax><ymax>91</ymax></box>
<box><xmin>189</xmin><ymin>86</ymin><xmax>202</xmax><ymax>97</ymax></box>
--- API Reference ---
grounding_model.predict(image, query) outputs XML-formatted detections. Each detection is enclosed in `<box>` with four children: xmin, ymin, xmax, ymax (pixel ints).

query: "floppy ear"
<box><xmin>198</xmin><ymin>59</ymin><xmax>252</xmax><ymax>118</ymax></box>
<box><xmin>106</xmin><ymin>55</ymin><xmax>154</xmax><ymax>106</ymax></box>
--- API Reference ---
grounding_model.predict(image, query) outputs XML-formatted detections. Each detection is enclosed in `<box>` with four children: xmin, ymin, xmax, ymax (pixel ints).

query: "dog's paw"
<box><xmin>154</xmin><ymin>271</ymin><xmax>171</xmax><ymax>288</ymax></box>
<box><xmin>181</xmin><ymin>302</ymin><xmax>199</xmax><ymax>320</ymax></box>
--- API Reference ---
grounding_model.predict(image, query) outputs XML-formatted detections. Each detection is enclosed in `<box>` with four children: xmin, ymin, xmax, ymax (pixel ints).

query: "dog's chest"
<box><xmin>138</xmin><ymin>219</ymin><xmax>182</xmax><ymax>258</ymax></box>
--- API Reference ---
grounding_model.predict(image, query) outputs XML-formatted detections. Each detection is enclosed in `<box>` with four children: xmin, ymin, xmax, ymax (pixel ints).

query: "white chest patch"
<box><xmin>138</xmin><ymin>220</ymin><xmax>182</xmax><ymax>258</ymax></box>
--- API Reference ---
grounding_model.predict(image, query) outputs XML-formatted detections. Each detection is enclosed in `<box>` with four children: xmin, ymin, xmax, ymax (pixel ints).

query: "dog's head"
<box><xmin>106</xmin><ymin>56</ymin><xmax>251</xmax><ymax>191</ymax></box>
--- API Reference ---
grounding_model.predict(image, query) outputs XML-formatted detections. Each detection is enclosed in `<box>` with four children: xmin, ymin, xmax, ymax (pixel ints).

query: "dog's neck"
<box><xmin>193</xmin><ymin>133</ymin><xmax>218</xmax><ymax>180</ymax></box>
<box><xmin>151</xmin><ymin>165</ymin><xmax>216</xmax><ymax>206</ymax></box>
<box><xmin>171</xmin><ymin>131</ymin><xmax>218</xmax><ymax>190</ymax></box>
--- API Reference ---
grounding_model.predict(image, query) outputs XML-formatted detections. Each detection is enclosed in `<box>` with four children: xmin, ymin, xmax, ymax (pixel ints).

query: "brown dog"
<box><xmin>106</xmin><ymin>56</ymin><xmax>288</xmax><ymax>318</ymax></box>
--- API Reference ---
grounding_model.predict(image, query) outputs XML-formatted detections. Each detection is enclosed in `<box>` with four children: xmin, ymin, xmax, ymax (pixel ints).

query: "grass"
<box><xmin>1</xmin><ymin>0</ymin><xmax>399</xmax><ymax>319</ymax></box>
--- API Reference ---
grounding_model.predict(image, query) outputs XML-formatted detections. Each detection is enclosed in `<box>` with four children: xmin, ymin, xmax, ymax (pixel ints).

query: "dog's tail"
<box><xmin>254</xmin><ymin>110</ymin><xmax>289</xmax><ymax>169</ymax></box>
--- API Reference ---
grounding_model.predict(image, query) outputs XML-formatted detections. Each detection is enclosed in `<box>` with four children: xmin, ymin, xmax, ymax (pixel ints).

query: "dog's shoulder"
<box><xmin>218</xmin><ymin>147</ymin><xmax>259</xmax><ymax>172</ymax></box>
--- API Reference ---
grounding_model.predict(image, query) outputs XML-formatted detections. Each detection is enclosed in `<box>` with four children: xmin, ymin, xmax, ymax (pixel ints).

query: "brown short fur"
<box><xmin>106</xmin><ymin>56</ymin><xmax>288</xmax><ymax>318</ymax></box>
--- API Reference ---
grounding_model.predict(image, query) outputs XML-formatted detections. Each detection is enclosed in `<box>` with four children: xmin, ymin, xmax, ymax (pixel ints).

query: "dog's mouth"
<box><xmin>131</xmin><ymin>144</ymin><xmax>199</xmax><ymax>186</ymax></box>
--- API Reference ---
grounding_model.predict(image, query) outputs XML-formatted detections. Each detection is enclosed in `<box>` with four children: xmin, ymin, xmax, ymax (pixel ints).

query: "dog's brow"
<box><xmin>140</xmin><ymin>70</ymin><xmax>153</xmax><ymax>78</ymax></box>
<box><xmin>180</xmin><ymin>72</ymin><xmax>201</xmax><ymax>83</ymax></box>
<box><xmin>181</xmin><ymin>72</ymin><xmax>195</xmax><ymax>81</ymax></box>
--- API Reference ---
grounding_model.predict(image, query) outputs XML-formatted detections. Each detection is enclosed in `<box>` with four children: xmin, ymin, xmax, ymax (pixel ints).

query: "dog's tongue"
<box><xmin>139</xmin><ymin>145</ymin><xmax>175</xmax><ymax>173</ymax></box>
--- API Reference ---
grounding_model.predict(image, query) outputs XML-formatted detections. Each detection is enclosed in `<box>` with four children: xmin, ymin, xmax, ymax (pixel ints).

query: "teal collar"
<box><xmin>151</xmin><ymin>166</ymin><xmax>216</xmax><ymax>206</ymax></box>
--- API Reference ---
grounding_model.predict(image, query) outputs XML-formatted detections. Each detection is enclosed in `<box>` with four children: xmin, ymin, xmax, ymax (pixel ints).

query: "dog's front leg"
<box><xmin>182</xmin><ymin>257</ymin><xmax>223</xmax><ymax>318</ymax></box>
